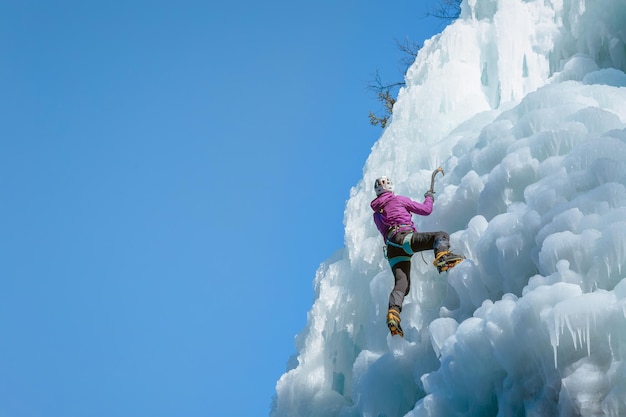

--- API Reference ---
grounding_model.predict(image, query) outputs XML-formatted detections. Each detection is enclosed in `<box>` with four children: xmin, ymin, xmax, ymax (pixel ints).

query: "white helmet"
<box><xmin>374</xmin><ymin>176</ymin><xmax>394</xmax><ymax>196</ymax></box>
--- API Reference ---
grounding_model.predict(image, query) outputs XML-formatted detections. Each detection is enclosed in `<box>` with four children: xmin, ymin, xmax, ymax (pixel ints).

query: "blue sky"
<box><xmin>0</xmin><ymin>2</ymin><xmax>445</xmax><ymax>416</ymax></box>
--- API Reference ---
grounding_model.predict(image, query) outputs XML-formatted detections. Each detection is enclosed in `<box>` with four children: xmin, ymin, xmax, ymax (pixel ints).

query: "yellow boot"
<box><xmin>386</xmin><ymin>309</ymin><xmax>403</xmax><ymax>337</ymax></box>
<box><xmin>433</xmin><ymin>250</ymin><xmax>464</xmax><ymax>273</ymax></box>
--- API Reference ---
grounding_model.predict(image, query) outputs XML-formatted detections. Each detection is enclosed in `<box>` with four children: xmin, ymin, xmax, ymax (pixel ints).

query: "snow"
<box><xmin>271</xmin><ymin>0</ymin><xmax>626</xmax><ymax>415</ymax></box>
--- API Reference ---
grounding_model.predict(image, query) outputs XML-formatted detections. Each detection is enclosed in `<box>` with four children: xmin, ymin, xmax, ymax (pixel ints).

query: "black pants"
<box><xmin>386</xmin><ymin>230</ymin><xmax>450</xmax><ymax>312</ymax></box>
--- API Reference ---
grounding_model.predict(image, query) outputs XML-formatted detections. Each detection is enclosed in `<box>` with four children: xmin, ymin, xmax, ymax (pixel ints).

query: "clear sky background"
<box><xmin>0</xmin><ymin>2</ymin><xmax>446</xmax><ymax>416</ymax></box>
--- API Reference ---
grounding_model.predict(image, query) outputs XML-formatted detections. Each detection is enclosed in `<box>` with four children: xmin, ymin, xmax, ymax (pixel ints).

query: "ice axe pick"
<box><xmin>429</xmin><ymin>167</ymin><xmax>444</xmax><ymax>194</ymax></box>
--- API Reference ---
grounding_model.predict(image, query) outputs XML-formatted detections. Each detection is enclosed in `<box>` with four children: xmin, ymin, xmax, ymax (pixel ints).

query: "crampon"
<box><xmin>386</xmin><ymin>309</ymin><xmax>404</xmax><ymax>337</ymax></box>
<box><xmin>433</xmin><ymin>251</ymin><xmax>464</xmax><ymax>273</ymax></box>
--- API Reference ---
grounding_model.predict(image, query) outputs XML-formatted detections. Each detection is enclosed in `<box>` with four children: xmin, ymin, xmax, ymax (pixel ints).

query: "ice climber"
<box><xmin>370</xmin><ymin>175</ymin><xmax>463</xmax><ymax>337</ymax></box>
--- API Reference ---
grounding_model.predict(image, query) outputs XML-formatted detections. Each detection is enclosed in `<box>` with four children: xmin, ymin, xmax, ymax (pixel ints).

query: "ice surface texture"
<box><xmin>272</xmin><ymin>0</ymin><xmax>626</xmax><ymax>416</ymax></box>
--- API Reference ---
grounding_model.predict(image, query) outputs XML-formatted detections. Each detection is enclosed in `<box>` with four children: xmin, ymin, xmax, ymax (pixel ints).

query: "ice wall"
<box><xmin>272</xmin><ymin>0</ymin><xmax>626</xmax><ymax>416</ymax></box>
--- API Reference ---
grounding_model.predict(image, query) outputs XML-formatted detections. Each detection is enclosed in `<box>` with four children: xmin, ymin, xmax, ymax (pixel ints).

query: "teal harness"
<box><xmin>385</xmin><ymin>231</ymin><xmax>414</xmax><ymax>268</ymax></box>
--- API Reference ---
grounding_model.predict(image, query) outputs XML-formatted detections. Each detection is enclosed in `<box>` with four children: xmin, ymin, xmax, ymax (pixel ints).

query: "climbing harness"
<box><xmin>385</xmin><ymin>232</ymin><xmax>414</xmax><ymax>268</ymax></box>
<box><xmin>386</xmin><ymin>224</ymin><xmax>412</xmax><ymax>240</ymax></box>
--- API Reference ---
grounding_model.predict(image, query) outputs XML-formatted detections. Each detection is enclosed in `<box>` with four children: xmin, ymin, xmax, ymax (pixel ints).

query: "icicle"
<box><xmin>551</xmin><ymin>313</ymin><xmax>561</xmax><ymax>368</ymax></box>
<box><xmin>565</xmin><ymin>315</ymin><xmax>577</xmax><ymax>350</ymax></box>
<box><xmin>586</xmin><ymin>312</ymin><xmax>595</xmax><ymax>357</ymax></box>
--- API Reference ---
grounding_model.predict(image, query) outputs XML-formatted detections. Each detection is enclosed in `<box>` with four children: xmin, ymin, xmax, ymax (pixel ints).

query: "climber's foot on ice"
<box><xmin>434</xmin><ymin>251</ymin><xmax>464</xmax><ymax>273</ymax></box>
<box><xmin>386</xmin><ymin>309</ymin><xmax>404</xmax><ymax>337</ymax></box>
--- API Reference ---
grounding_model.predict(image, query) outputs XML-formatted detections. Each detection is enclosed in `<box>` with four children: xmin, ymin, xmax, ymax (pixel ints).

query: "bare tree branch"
<box><xmin>366</xmin><ymin>0</ymin><xmax>462</xmax><ymax>128</ymax></box>
<box><xmin>394</xmin><ymin>37</ymin><xmax>422</xmax><ymax>70</ymax></box>
<box><xmin>427</xmin><ymin>0</ymin><xmax>462</xmax><ymax>21</ymax></box>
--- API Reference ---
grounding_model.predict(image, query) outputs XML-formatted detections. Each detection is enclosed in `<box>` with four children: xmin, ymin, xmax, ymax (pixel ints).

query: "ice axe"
<box><xmin>420</xmin><ymin>167</ymin><xmax>445</xmax><ymax>265</ymax></box>
<box><xmin>428</xmin><ymin>167</ymin><xmax>444</xmax><ymax>194</ymax></box>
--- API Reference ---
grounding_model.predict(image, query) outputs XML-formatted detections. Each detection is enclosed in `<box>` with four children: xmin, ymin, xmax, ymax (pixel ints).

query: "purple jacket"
<box><xmin>370</xmin><ymin>191</ymin><xmax>433</xmax><ymax>240</ymax></box>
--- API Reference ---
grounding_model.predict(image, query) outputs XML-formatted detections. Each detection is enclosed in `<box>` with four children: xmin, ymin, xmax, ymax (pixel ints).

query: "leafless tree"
<box><xmin>428</xmin><ymin>0</ymin><xmax>462</xmax><ymax>21</ymax></box>
<box><xmin>367</xmin><ymin>0</ymin><xmax>462</xmax><ymax>128</ymax></box>
<box><xmin>366</xmin><ymin>38</ymin><xmax>421</xmax><ymax>128</ymax></box>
